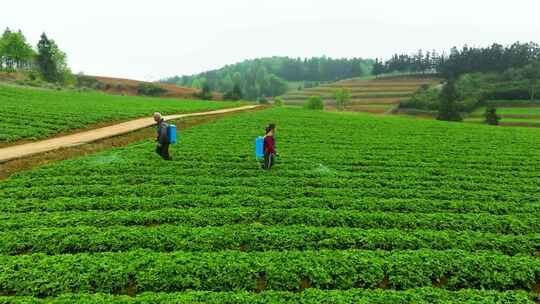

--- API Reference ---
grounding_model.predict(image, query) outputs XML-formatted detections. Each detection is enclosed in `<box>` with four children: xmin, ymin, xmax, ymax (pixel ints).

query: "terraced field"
<box><xmin>1</xmin><ymin>108</ymin><xmax>539</xmax><ymax>303</ymax></box>
<box><xmin>0</xmin><ymin>85</ymin><xmax>239</xmax><ymax>143</ymax></box>
<box><xmin>465</xmin><ymin>101</ymin><xmax>540</xmax><ymax>127</ymax></box>
<box><xmin>283</xmin><ymin>75</ymin><xmax>440</xmax><ymax>113</ymax></box>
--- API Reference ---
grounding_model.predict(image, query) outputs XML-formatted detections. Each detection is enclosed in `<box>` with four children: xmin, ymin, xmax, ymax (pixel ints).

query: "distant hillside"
<box><xmin>283</xmin><ymin>75</ymin><xmax>440</xmax><ymax>113</ymax></box>
<box><xmin>162</xmin><ymin>56</ymin><xmax>374</xmax><ymax>100</ymax></box>
<box><xmin>80</xmin><ymin>76</ymin><xmax>215</xmax><ymax>99</ymax></box>
<box><xmin>0</xmin><ymin>72</ymin><xmax>210</xmax><ymax>99</ymax></box>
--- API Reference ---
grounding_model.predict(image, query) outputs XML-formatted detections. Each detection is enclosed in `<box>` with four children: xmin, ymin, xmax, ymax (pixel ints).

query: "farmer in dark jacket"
<box><xmin>263</xmin><ymin>123</ymin><xmax>276</xmax><ymax>170</ymax></box>
<box><xmin>153</xmin><ymin>112</ymin><xmax>171</xmax><ymax>160</ymax></box>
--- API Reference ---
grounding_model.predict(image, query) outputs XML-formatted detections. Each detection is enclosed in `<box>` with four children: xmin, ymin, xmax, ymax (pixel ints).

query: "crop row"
<box><xmin>10</xmin><ymin>148</ymin><xmax>538</xmax><ymax>180</ymax></box>
<box><xmin>4</xmin><ymin>170</ymin><xmax>538</xmax><ymax>195</ymax></box>
<box><xmin>0</xmin><ymin>208</ymin><xmax>537</xmax><ymax>234</ymax></box>
<box><xmin>0</xmin><ymin>288</ymin><xmax>534</xmax><ymax>304</ymax></box>
<box><xmin>285</xmin><ymin>92</ymin><xmax>413</xmax><ymax>99</ymax></box>
<box><xmin>10</xmin><ymin>164</ymin><xmax>538</xmax><ymax>185</ymax></box>
<box><xmin>2</xmin><ymin>194</ymin><xmax>538</xmax><ymax>215</ymax></box>
<box><xmin>1</xmin><ymin>249</ymin><xmax>538</xmax><ymax>297</ymax></box>
<box><xmin>2</xmin><ymin>182</ymin><xmax>537</xmax><ymax>205</ymax></box>
<box><xmin>2</xmin><ymin>225</ymin><xmax>538</xmax><ymax>255</ymax></box>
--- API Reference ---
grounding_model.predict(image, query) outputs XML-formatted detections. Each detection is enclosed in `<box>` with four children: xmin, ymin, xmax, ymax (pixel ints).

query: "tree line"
<box><xmin>162</xmin><ymin>57</ymin><xmax>373</xmax><ymax>100</ymax></box>
<box><xmin>0</xmin><ymin>28</ymin><xmax>72</xmax><ymax>84</ymax></box>
<box><xmin>373</xmin><ymin>42</ymin><xmax>540</xmax><ymax>80</ymax></box>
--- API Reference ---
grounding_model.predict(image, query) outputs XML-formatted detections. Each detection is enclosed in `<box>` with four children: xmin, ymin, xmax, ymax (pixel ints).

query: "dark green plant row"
<box><xmin>15</xmin><ymin>152</ymin><xmax>538</xmax><ymax>179</ymax></box>
<box><xmin>3</xmin><ymin>171</ymin><xmax>538</xmax><ymax>200</ymax></box>
<box><xmin>2</xmin><ymin>225</ymin><xmax>539</xmax><ymax>256</ymax></box>
<box><xmin>2</xmin><ymin>182</ymin><xmax>537</xmax><ymax>207</ymax></box>
<box><xmin>0</xmin><ymin>288</ymin><xmax>534</xmax><ymax>304</ymax></box>
<box><xmin>0</xmin><ymin>208</ymin><xmax>538</xmax><ymax>234</ymax></box>
<box><xmin>7</xmin><ymin>168</ymin><xmax>538</xmax><ymax>190</ymax></box>
<box><xmin>0</xmin><ymin>249</ymin><xmax>538</xmax><ymax>297</ymax></box>
<box><xmin>2</xmin><ymin>194</ymin><xmax>539</xmax><ymax>215</ymax></box>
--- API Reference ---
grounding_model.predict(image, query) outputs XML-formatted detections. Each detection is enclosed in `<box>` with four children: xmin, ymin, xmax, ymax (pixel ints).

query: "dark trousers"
<box><xmin>156</xmin><ymin>143</ymin><xmax>171</xmax><ymax>160</ymax></box>
<box><xmin>263</xmin><ymin>152</ymin><xmax>274</xmax><ymax>170</ymax></box>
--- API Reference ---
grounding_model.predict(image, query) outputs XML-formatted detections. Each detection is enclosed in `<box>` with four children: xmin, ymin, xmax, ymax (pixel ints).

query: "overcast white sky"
<box><xmin>3</xmin><ymin>0</ymin><xmax>539</xmax><ymax>81</ymax></box>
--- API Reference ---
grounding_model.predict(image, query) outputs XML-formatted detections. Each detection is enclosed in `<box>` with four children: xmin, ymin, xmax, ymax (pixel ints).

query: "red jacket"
<box><xmin>264</xmin><ymin>135</ymin><xmax>275</xmax><ymax>154</ymax></box>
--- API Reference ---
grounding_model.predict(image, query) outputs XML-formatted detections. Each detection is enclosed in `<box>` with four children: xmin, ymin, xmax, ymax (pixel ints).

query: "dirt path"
<box><xmin>0</xmin><ymin>105</ymin><xmax>259</xmax><ymax>164</ymax></box>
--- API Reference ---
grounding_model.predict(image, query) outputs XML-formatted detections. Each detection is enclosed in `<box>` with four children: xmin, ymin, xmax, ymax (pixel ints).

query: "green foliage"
<box><xmin>36</xmin><ymin>32</ymin><xmax>73</xmax><ymax>84</ymax></box>
<box><xmin>273</xmin><ymin>96</ymin><xmax>283</xmax><ymax>107</ymax></box>
<box><xmin>1</xmin><ymin>108</ymin><xmax>540</xmax><ymax>300</ymax></box>
<box><xmin>438</xmin><ymin>42</ymin><xmax>540</xmax><ymax>79</ymax></box>
<box><xmin>402</xmin><ymin>72</ymin><xmax>540</xmax><ymax>113</ymax></box>
<box><xmin>333</xmin><ymin>88</ymin><xmax>351</xmax><ymax>111</ymax></box>
<box><xmin>162</xmin><ymin>57</ymin><xmax>374</xmax><ymax>100</ymax></box>
<box><xmin>521</xmin><ymin>61</ymin><xmax>540</xmax><ymax>100</ymax></box>
<box><xmin>484</xmin><ymin>106</ymin><xmax>501</xmax><ymax>125</ymax></box>
<box><xmin>304</xmin><ymin>81</ymin><xmax>321</xmax><ymax>89</ymax></box>
<box><xmin>223</xmin><ymin>83</ymin><xmax>243</xmax><ymax>101</ymax></box>
<box><xmin>257</xmin><ymin>97</ymin><xmax>269</xmax><ymax>104</ymax></box>
<box><xmin>304</xmin><ymin>95</ymin><xmax>324</xmax><ymax>110</ymax></box>
<box><xmin>0</xmin><ymin>289</ymin><xmax>533</xmax><ymax>303</ymax></box>
<box><xmin>0</xmin><ymin>28</ymin><xmax>35</xmax><ymax>71</ymax></box>
<box><xmin>0</xmin><ymin>249</ymin><xmax>538</xmax><ymax>296</ymax></box>
<box><xmin>137</xmin><ymin>83</ymin><xmax>167</xmax><ymax>96</ymax></box>
<box><xmin>400</xmin><ymin>86</ymin><xmax>440</xmax><ymax>110</ymax></box>
<box><xmin>380</xmin><ymin>42</ymin><xmax>540</xmax><ymax>79</ymax></box>
<box><xmin>437</xmin><ymin>81</ymin><xmax>463</xmax><ymax>121</ymax></box>
<box><xmin>193</xmin><ymin>82</ymin><xmax>213</xmax><ymax>100</ymax></box>
<box><xmin>76</xmin><ymin>75</ymin><xmax>106</xmax><ymax>90</ymax></box>
<box><xmin>1</xmin><ymin>225</ymin><xmax>539</xmax><ymax>255</ymax></box>
<box><xmin>0</xmin><ymin>85</ymin><xmax>238</xmax><ymax>142</ymax></box>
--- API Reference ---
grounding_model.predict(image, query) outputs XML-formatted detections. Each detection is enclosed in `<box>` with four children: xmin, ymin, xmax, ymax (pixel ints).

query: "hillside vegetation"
<box><xmin>400</xmin><ymin>71</ymin><xmax>540</xmax><ymax>126</ymax></box>
<box><xmin>77</xmin><ymin>75</ymin><xmax>210</xmax><ymax>99</ymax></box>
<box><xmin>0</xmin><ymin>85</ymin><xmax>239</xmax><ymax>143</ymax></box>
<box><xmin>1</xmin><ymin>108</ymin><xmax>539</xmax><ymax>302</ymax></box>
<box><xmin>465</xmin><ymin>102</ymin><xmax>540</xmax><ymax>127</ymax></box>
<box><xmin>163</xmin><ymin>57</ymin><xmax>374</xmax><ymax>100</ymax></box>
<box><xmin>284</xmin><ymin>75</ymin><xmax>439</xmax><ymax>113</ymax></box>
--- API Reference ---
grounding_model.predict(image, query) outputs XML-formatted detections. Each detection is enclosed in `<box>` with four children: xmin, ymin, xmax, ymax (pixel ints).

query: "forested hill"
<box><xmin>161</xmin><ymin>56</ymin><xmax>374</xmax><ymax>100</ymax></box>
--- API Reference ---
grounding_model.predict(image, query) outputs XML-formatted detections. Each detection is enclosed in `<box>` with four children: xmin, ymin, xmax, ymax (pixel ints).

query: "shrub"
<box><xmin>257</xmin><ymin>97</ymin><xmax>269</xmax><ymax>104</ymax></box>
<box><xmin>399</xmin><ymin>87</ymin><xmax>440</xmax><ymax>111</ymax></box>
<box><xmin>274</xmin><ymin>97</ymin><xmax>283</xmax><ymax>107</ymax></box>
<box><xmin>437</xmin><ymin>81</ymin><xmax>462</xmax><ymax>122</ymax></box>
<box><xmin>223</xmin><ymin>84</ymin><xmax>242</xmax><ymax>101</ymax></box>
<box><xmin>76</xmin><ymin>76</ymin><xmax>105</xmax><ymax>90</ymax></box>
<box><xmin>333</xmin><ymin>88</ymin><xmax>351</xmax><ymax>111</ymax></box>
<box><xmin>137</xmin><ymin>83</ymin><xmax>167</xmax><ymax>96</ymax></box>
<box><xmin>193</xmin><ymin>83</ymin><xmax>213</xmax><ymax>100</ymax></box>
<box><xmin>484</xmin><ymin>106</ymin><xmax>500</xmax><ymax>125</ymax></box>
<box><xmin>304</xmin><ymin>96</ymin><xmax>324</xmax><ymax>110</ymax></box>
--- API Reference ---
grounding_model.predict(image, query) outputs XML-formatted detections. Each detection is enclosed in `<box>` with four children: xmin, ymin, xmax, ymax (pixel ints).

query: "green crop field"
<box><xmin>0</xmin><ymin>85</ymin><xmax>240</xmax><ymax>143</ymax></box>
<box><xmin>1</xmin><ymin>108</ymin><xmax>540</xmax><ymax>303</ymax></box>
<box><xmin>283</xmin><ymin>75</ymin><xmax>440</xmax><ymax>113</ymax></box>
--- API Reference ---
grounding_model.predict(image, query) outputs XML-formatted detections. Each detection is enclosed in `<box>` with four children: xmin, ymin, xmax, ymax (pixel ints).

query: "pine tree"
<box><xmin>232</xmin><ymin>83</ymin><xmax>242</xmax><ymax>99</ymax></box>
<box><xmin>437</xmin><ymin>80</ymin><xmax>462</xmax><ymax>121</ymax></box>
<box><xmin>36</xmin><ymin>33</ymin><xmax>59</xmax><ymax>82</ymax></box>
<box><xmin>224</xmin><ymin>83</ymin><xmax>243</xmax><ymax>101</ymax></box>
<box><xmin>200</xmin><ymin>83</ymin><xmax>212</xmax><ymax>100</ymax></box>
<box><xmin>484</xmin><ymin>106</ymin><xmax>500</xmax><ymax>125</ymax></box>
<box><xmin>372</xmin><ymin>59</ymin><xmax>385</xmax><ymax>77</ymax></box>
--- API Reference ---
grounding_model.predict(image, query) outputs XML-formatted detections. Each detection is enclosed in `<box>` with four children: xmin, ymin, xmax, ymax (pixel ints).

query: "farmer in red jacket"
<box><xmin>263</xmin><ymin>123</ymin><xmax>276</xmax><ymax>170</ymax></box>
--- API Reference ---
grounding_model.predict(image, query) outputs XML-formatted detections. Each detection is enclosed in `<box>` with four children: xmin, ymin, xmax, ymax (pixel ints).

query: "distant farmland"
<box><xmin>465</xmin><ymin>101</ymin><xmax>540</xmax><ymax>127</ymax></box>
<box><xmin>283</xmin><ymin>75</ymin><xmax>440</xmax><ymax>113</ymax></box>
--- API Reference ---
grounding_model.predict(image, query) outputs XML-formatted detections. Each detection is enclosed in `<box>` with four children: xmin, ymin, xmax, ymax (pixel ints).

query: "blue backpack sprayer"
<box><xmin>167</xmin><ymin>125</ymin><xmax>177</xmax><ymax>144</ymax></box>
